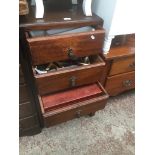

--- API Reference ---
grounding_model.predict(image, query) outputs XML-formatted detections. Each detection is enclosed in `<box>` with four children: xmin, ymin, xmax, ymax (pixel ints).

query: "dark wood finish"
<box><xmin>41</xmin><ymin>83</ymin><xmax>109</xmax><ymax>127</ymax></box>
<box><xmin>34</xmin><ymin>59</ymin><xmax>106</xmax><ymax>95</ymax></box>
<box><xmin>19</xmin><ymin>4</ymin><xmax>107</xmax><ymax>129</ymax></box>
<box><xmin>19</xmin><ymin>115</ymin><xmax>40</xmax><ymax>132</ymax></box>
<box><xmin>109</xmin><ymin>55</ymin><xmax>135</xmax><ymax>76</ymax></box>
<box><xmin>26</xmin><ymin>28</ymin><xmax>105</xmax><ymax>65</ymax></box>
<box><xmin>41</xmin><ymin>83</ymin><xmax>103</xmax><ymax>112</ymax></box>
<box><xmin>19</xmin><ymin>84</ymin><xmax>30</xmax><ymax>103</ymax></box>
<box><xmin>19</xmin><ymin>102</ymin><xmax>34</xmax><ymax>118</ymax></box>
<box><xmin>19</xmin><ymin>4</ymin><xmax>103</xmax><ymax>30</ymax></box>
<box><xmin>19</xmin><ymin>63</ymin><xmax>42</xmax><ymax>136</ymax></box>
<box><xmin>105</xmin><ymin>71</ymin><xmax>135</xmax><ymax>96</ymax></box>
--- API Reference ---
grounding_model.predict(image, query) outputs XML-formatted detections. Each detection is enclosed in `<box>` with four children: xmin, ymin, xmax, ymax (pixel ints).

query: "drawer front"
<box><xmin>43</xmin><ymin>95</ymin><xmax>108</xmax><ymax>127</ymax></box>
<box><xmin>35</xmin><ymin>63</ymin><xmax>105</xmax><ymax>95</ymax></box>
<box><xmin>19</xmin><ymin>115</ymin><xmax>39</xmax><ymax>131</ymax></box>
<box><xmin>27</xmin><ymin>29</ymin><xmax>104</xmax><ymax>65</ymax></box>
<box><xmin>19</xmin><ymin>102</ymin><xmax>34</xmax><ymax>119</ymax></box>
<box><xmin>109</xmin><ymin>56</ymin><xmax>135</xmax><ymax>76</ymax></box>
<box><xmin>19</xmin><ymin>84</ymin><xmax>30</xmax><ymax>103</ymax></box>
<box><xmin>105</xmin><ymin>71</ymin><xmax>135</xmax><ymax>96</ymax></box>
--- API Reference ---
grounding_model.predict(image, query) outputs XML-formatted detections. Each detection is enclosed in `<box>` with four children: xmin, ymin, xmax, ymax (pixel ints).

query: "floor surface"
<box><xmin>19</xmin><ymin>90</ymin><xmax>135</xmax><ymax>155</ymax></box>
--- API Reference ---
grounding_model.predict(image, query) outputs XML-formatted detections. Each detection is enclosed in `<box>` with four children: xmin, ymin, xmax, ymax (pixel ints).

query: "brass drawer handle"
<box><xmin>69</xmin><ymin>76</ymin><xmax>76</xmax><ymax>87</ymax></box>
<box><xmin>128</xmin><ymin>62</ymin><xmax>135</xmax><ymax>68</ymax></box>
<box><xmin>67</xmin><ymin>48</ymin><xmax>78</xmax><ymax>60</ymax></box>
<box><xmin>76</xmin><ymin>110</ymin><xmax>82</xmax><ymax>118</ymax></box>
<box><xmin>123</xmin><ymin>80</ymin><xmax>132</xmax><ymax>87</ymax></box>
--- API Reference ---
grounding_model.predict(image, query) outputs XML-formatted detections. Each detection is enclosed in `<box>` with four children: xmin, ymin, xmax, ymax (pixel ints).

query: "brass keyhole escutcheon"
<box><xmin>76</xmin><ymin>110</ymin><xmax>82</xmax><ymax>118</ymax></box>
<box><xmin>69</xmin><ymin>76</ymin><xmax>76</xmax><ymax>87</ymax></box>
<box><xmin>123</xmin><ymin>80</ymin><xmax>132</xmax><ymax>87</ymax></box>
<box><xmin>67</xmin><ymin>48</ymin><xmax>78</xmax><ymax>60</ymax></box>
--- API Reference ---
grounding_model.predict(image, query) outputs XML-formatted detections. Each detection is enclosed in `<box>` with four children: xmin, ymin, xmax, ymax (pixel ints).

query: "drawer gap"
<box><xmin>33</xmin><ymin>54</ymin><xmax>105</xmax><ymax>76</ymax></box>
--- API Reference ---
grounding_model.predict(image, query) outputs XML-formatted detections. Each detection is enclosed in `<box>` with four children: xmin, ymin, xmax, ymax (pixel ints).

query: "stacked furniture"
<box><xmin>19</xmin><ymin>0</ymin><xmax>109</xmax><ymax>131</ymax></box>
<box><xmin>19</xmin><ymin>0</ymin><xmax>135</xmax><ymax>136</ymax></box>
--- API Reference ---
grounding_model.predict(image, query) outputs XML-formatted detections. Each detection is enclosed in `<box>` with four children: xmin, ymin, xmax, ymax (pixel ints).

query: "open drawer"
<box><xmin>26</xmin><ymin>26</ymin><xmax>105</xmax><ymax>65</ymax></box>
<box><xmin>32</xmin><ymin>54</ymin><xmax>106</xmax><ymax>95</ymax></box>
<box><xmin>38</xmin><ymin>82</ymin><xmax>109</xmax><ymax>127</ymax></box>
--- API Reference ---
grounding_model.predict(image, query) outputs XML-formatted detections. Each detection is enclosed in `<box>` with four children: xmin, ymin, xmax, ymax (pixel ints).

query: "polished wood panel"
<box><xmin>19</xmin><ymin>102</ymin><xmax>34</xmax><ymax>118</ymax></box>
<box><xmin>105</xmin><ymin>71</ymin><xmax>135</xmax><ymax>96</ymax></box>
<box><xmin>41</xmin><ymin>83</ymin><xmax>102</xmax><ymax>112</ymax></box>
<box><xmin>19</xmin><ymin>84</ymin><xmax>30</xmax><ymax>103</ymax></box>
<box><xmin>35</xmin><ymin>60</ymin><xmax>106</xmax><ymax>95</ymax></box>
<box><xmin>27</xmin><ymin>28</ymin><xmax>104</xmax><ymax>65</ymax></box>
<box><xmin>43</xmin><ymin>83</ymin><xmax>108</xmax><ymax>127</ymax></box>
<box><xmin>19</xmin><ymin>115</ymin><xmax>39</xmax><ymax>131</ymax></box>
<box><xmin>109</xmin><ymin>56</ymin><xmax>135</xmax><ymax>76</ymax></box>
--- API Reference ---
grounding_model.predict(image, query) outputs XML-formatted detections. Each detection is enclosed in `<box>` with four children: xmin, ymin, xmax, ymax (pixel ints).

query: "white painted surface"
<box><xmin>92</xmin><ymin>0</ymin><xmax>135</xmax><ymax>53</ymax></box>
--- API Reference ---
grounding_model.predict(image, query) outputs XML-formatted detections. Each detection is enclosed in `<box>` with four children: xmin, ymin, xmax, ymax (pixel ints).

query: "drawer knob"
<box><xmin>76</xmin><ymin>110</ymin><xmax>82</xmax><ymax>118</ymax></box>
<box><xmin>123</xmin><ymin>80</ymin><xmax>132</xmax><ymax>87</ymax></box>
<box><xmin>69</xmin><ymin>76</ymin><xmax>76</xmax><ymax>87</ymax></box>
<box><xmin>128</xmin><ymin>62</ymin><xmax>135</xmax><ymax>68</ymax></box>
<box><xmin>67</xmin><ymin>48</ymin><xmax>78</xmax><ymax>60</ymax></box>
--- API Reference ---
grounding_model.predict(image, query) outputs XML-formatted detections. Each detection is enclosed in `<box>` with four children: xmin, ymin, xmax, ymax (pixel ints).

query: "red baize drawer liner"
<box><xmin>41</xmin><ymin>83</ymin><xmax>102</xmax><ymax>112</ymax></box>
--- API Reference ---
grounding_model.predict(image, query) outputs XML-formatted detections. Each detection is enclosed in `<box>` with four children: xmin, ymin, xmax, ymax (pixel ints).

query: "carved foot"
<box><xmin>89</xmin><ymin>112</ymin><xmax>95</xmax><ymax>117</ymax></box>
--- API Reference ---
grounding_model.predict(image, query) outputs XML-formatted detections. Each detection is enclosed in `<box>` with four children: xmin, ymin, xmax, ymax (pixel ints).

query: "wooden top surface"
<box><xmin>104</xmin><ymin>34</ymin><xmax>135</xmax><ymax>60</ymax></box>
<box><xmin>19</xmin><ymin>2</ymin><xmax>103</xmax><ymax>30</ymax></box>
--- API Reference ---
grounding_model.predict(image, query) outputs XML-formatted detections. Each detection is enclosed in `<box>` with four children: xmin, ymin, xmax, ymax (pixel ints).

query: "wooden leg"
<box><xmin>89</xmin><ymin>112</ymin><xmax>95</xmax><ymax>117</ymax></box>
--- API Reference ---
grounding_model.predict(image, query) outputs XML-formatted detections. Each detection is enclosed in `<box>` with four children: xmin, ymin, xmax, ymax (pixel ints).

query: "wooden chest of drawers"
<box><xmin>20</xmin><ymin>6</ymin><xmax>109</xmax><ymax>128</ymax></box>
<box><xmin>19</xmin><ymin>65</ymin><xmax>41</xmax><ymax>136</ymax></box>
<box><xmin>104</xmin><ymin>34</ymin><xmax>135</xmax><ymax>96</ymax></box>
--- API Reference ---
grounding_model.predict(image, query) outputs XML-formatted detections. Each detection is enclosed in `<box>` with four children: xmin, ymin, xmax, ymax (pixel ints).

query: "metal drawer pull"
<box><xmin>69</xmin><ymin>76</ymin><xmax>76</xmax><ymax>87</ymax></box>
<box><xmin>123</xmin><ymin>80</ymin><xmax>132</xmax><ymax>87</ymax></box>
<box><xmin>67</xmin><ymin>48</ymin><xmax>78</xmax><ymax>60</ymax></box>
<box><xmin>76</xmin><ymin>110</ymin><xmax>82</xmax><ymax>118</ymax></box>
<box><xmin>128</xmin><ymin>62</ymin><xmax>135</xmax><ymax>68</ymax></box>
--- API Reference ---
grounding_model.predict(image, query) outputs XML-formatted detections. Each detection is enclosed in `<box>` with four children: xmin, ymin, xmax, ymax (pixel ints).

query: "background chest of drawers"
<box><xmin>20</xmin><ymin>2</ymin><xmax>109</xmax><ymax>128</ymax></box>
<box><xmin>19</xmin><ymin>65</ymin><xmax>41</xmax><ymax>136</ymax></box>
<box><xmin>104</xmin><ymin>34</ymin><xmax>135</xmax><ymax>96</ymax></box>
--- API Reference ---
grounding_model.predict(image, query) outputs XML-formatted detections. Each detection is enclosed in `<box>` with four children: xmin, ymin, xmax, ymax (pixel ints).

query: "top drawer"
<box><xmin>26</xmin><ymin>26</ymin><xmax>105</xmax><ymax>65</ymax></box>
<box><xmin>109</xmin><ymin>55</ymin><xmax>135</xmax><ymax>76</ymax></box>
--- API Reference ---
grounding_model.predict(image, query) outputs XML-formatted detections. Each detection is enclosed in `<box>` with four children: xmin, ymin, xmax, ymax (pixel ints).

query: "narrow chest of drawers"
<box><xmin>20</xmin><ymin>12</ymin><xmax>109</xmax><ymax>128</ymax></box>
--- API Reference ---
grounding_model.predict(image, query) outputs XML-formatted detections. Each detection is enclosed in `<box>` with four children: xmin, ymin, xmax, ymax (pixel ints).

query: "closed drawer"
<box><xmin>19</xmin><ymin>102</ymin><xmax>34</xmax><ymax>119</ymax></box>
<box><xmin>19</xmin><ymin>84</ymin><xmax>30</xmax><ymax>103</ymax></box>
<box><xmin>26</xmin><ymin>26</ymin><xmax>105</xmax><ymax>65</ymax></box>
<box><xmin>105</xmin><ymin>71</ymin><xmax>135</xmax><ymax>96</ymax></box>
<box><xmin>109</xmin><ymin>56</ymin><xmax>135</xmax><ymax>76</ymax></box>
<box><xmin>19</xmin><ymin>114</ymin><xmax>39</xmax><ymax>131</ymax></box>
<box><xmin>33</xmin><ymin>55</ymin><xmax>106</xmax><ymax>95</ymax></box>
<box><xmin>39</xmin><ymin>82</ymin><xmax>109</xmax><ymax>127</ymax></box>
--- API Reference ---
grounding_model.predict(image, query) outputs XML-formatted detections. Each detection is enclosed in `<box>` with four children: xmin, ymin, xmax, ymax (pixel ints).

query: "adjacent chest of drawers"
<box><xmin>104</xmin><ymin>34</ymin><xmax>135</xmax><ymax>96</ymax></box>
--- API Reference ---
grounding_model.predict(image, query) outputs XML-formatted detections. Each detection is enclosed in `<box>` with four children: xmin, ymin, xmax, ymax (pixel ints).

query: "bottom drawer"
<box><xmin>19</xmin><ymin>114</ymin><xmax>39</xmax><ymax>131</ymax></box>
<box><xmin>39</xmin><ymin>82</ymin><xmax>109</xmax><ymax>127</ymax></box>
<box><xmin>105</xmin><ymin>71</ymin><xmax>135</xmax><ymax>96</ymax></box>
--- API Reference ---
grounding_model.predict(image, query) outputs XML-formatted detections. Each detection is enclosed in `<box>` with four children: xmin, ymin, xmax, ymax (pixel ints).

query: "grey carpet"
<box><xmin>19</xmin><ymin>90</ymin><xmax>135</xmax><ymax>155</ymax></box>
